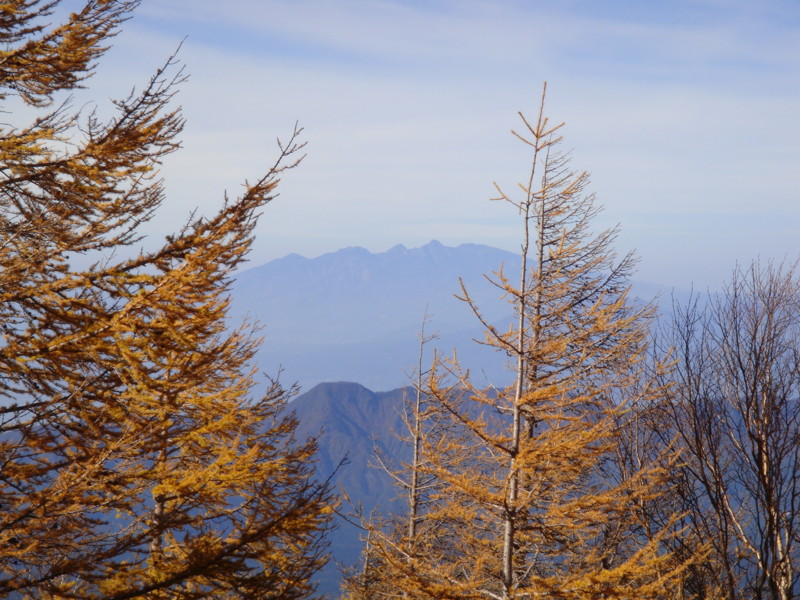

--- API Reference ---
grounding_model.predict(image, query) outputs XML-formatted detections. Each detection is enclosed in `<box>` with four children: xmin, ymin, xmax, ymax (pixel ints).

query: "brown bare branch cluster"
<box><xmin>646</xmin><ymin>261</ymin><xmax>800</xmax><ymax>600</ymax></box>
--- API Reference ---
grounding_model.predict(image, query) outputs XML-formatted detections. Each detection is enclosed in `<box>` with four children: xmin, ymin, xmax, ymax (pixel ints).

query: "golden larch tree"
<box><xmin>340</xmin><ymin>311</ymin><xmax>456</xmax><ymax>600</ymax></box>
<box><xmin>360</xmin><ymin>85</ymin><xmax>688</xmax><ymax>600</ymax></box>
<box><xmin>0</xmin><ymin>1</ymin><xmax>333</xmax><ymax>598</ymax></box>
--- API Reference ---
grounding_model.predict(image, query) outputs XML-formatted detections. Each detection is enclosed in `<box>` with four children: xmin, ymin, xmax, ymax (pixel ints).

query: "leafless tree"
<box><xmin>657</xmin><ymin>260</ymin><xmax>800</xmax><ymax>600</ymax></box>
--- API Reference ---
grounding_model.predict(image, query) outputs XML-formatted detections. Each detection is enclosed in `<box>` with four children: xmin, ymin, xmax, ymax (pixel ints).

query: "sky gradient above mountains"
<box><xmin>58</xmin><ymin>0</ymin><xmax>800</xmax><ymax>291</ymax></box>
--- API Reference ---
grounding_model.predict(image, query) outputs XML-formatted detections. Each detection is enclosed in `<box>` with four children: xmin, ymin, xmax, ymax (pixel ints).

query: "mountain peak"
<box><xmin>336</xmin><ymin>245</ymin><xmax>371</xmax><ymax>256</ymax></box>
<box><xmin>417</xmin><ymin>239</ymin><xmax>446</xmax><ymax>255</ymax></box>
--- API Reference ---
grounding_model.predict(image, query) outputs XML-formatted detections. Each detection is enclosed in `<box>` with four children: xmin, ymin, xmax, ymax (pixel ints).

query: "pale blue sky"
<box><xmin>69</xmin><ymin>0</ymin><xmax>800</xmax><ymax>289</ymax></box>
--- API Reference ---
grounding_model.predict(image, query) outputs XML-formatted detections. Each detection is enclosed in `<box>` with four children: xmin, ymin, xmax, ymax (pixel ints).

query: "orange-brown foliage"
<box><xmin>0</xmin><ymin>2</ymin><xmax>333</xmax><ymax>598</ymax></box>
<box><xmin>353</xmin><ymin>86</ymin><xmax>691</xmax><ymax>600</ymax></box>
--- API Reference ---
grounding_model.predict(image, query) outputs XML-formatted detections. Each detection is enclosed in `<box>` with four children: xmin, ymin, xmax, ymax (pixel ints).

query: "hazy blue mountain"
<box><xmin>230</xmin><ymin>240</ymin><xmax>681</xmax><ymax>391</ymax></box>
<box><xmin>231</xmin><ymin>241</ymin><xmax>516</xmax><ymax>390</ymax></box>
<box><xmin>290</xmin><ymin>382</ymin><xmax>412</xmax><ymax>598</ymax></box>
<box><xmin>292</xmin><ymin>381</ymin><xmax>411</xmax><ymax>514</ymax></box>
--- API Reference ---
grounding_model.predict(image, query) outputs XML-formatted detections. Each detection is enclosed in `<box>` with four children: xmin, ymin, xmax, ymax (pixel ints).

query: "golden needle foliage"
<box><xmin>0</xmin><ymin>2</ymin><xmax>333</xmax><ymax>598</ymax></box>
<box><xmin>351</xmin><ymin>86</ymin><xmax>689</xmax><ymax>600</ymax></box>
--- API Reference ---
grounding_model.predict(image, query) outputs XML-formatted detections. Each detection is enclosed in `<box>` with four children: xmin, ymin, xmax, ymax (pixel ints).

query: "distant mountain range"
<box><xmin>230</xmin><ymin>241</ymin><xmax>677</xmax><ymax>391</ymax></box>
<box><xmin>229</xmin><ymin>242</ymin><xmax>688</xmax><ymax>596</ymax></box>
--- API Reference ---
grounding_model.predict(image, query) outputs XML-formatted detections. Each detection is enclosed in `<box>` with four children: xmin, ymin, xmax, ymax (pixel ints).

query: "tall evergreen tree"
<box><xmin>0</xmin><ymin>2</ymin><xmax>333</xmax><ymax>598</ymax></box>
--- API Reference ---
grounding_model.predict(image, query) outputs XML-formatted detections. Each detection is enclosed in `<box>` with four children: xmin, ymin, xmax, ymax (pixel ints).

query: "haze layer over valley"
<box><xmin>230</xmin><ymin>240</ymin><xmax>678</xmax><ymax>391</ymax></box>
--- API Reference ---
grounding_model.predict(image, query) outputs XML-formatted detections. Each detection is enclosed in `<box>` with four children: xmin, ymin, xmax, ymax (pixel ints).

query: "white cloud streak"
<box><xmin>48</xmin><ymin>0</ymin><xmax>800</xmax><ymax>289</ymax></box>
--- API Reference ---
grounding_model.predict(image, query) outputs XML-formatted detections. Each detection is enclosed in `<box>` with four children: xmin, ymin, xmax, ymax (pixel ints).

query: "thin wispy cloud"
<box><xmin>67</xmin><ymin>0</ymin><xmax>800</xmax><ymax>289</ymax></box>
